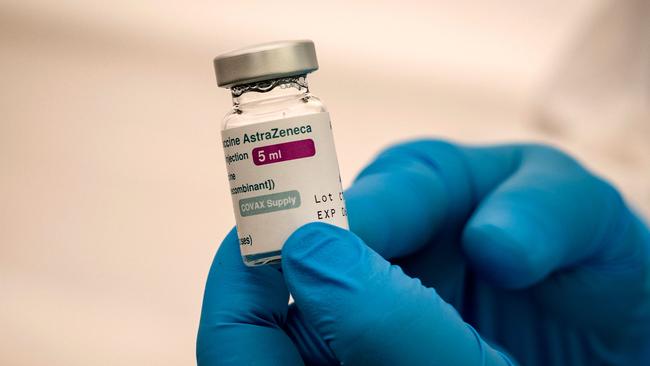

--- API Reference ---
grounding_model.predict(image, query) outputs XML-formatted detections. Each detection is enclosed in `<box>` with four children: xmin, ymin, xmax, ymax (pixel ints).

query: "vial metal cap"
<box><xmin>213</xmin><ymin>40</ymin><xmax>319</xmax><ymax>88</ymax></box>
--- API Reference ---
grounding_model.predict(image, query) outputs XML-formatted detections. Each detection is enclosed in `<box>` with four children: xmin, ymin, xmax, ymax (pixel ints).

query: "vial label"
<box><xmin>221</xmin><ymin>112</ymin><xmax>348</xmax><ymax>263</ymax></box>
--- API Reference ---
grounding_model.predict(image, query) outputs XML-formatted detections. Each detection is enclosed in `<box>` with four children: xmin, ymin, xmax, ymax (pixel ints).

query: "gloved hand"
<box><xmin>197</xmin><ymin>140</ymin><xmax>650</xmax><ymax>365</ymax></box>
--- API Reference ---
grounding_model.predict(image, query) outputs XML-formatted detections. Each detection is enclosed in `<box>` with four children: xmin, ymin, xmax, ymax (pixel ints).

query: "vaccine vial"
<box><xmin>213</xmin><ymin>40</ymin><xmax>348</xmax><ymax>266</ymax></box>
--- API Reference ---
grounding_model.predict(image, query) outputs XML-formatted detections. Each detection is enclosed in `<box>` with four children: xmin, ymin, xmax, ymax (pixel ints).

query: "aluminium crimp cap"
<box><xmin>213</xmin><ymin>40</ymin><xmax>319</xmax><ymax>88</ymax></box>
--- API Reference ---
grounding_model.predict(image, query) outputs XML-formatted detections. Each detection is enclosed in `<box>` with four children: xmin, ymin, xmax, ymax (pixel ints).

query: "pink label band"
<box><xmin>252</xmin><ymin>139</ymin><xmax>316</xmax><ymax>166</ymax></box>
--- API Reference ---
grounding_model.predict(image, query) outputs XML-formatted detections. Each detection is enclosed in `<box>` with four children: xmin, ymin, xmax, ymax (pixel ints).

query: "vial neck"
<box><xmin>231</xmin><ymin>75</ymin><xmax>309</xmax><ymax>110</ymax></box>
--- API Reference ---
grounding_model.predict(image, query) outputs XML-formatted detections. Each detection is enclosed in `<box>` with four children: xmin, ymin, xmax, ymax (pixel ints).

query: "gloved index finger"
<box><xmin>196</xmin><ymin>228</ymin><xmax>303</xmax><ymax>365</ymax></box>
<box><xmin>346</xmin><ymin>140</ymin><xmax>520</xmax><ymax>259</ymax></box>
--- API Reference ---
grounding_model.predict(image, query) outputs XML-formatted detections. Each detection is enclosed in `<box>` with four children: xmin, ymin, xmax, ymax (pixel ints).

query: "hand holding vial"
<box><xmin>198</xmin><ymin>140</ymin><xmax>650</xmax><ymax>365</ymax></box>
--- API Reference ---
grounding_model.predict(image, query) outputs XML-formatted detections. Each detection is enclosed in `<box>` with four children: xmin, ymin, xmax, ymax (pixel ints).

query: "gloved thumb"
<box><xmin>282</xmin><ymin>222</ymin><xmax>514</xmax><ymax>366</ymax></box>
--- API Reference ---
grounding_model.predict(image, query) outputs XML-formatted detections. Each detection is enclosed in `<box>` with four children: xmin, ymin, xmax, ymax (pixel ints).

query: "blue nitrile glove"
<box><xmin>197</xmin><ymin>140</ymin><xmax>650</xmax><ymax>365</ymax></box>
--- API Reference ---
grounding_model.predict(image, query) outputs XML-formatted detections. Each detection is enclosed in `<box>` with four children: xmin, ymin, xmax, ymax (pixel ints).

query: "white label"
<box><xmin>221</xmin><ymin>112</ymin><xmax>348</xmax><ymax>263</ymax></box>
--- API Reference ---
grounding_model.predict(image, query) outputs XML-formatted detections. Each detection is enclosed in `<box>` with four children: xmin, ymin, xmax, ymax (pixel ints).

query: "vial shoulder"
<box><xmin>221</xmin><ymin>95</ymin><xmax>327</xmax><ymax>130</ymax></box>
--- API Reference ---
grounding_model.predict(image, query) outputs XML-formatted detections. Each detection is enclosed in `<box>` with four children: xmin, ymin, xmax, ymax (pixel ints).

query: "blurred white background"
<box><xmin>1</xmin><ymin>0</ymin><xmax>648</xmax><ymax>364</ymax></box>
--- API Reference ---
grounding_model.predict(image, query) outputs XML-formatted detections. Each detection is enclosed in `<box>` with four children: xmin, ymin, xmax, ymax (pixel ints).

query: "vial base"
<box><xmin>243</xmin><ymin>254</ymin><xmax>282</xmax><ymax>267</ymax></box>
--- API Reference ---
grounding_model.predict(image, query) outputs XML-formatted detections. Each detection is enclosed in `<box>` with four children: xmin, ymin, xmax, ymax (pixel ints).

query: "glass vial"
<box><xmin>213</xmin><ymin>40</ymin><xmax>348</xmax><ymax>266</ymax></box>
